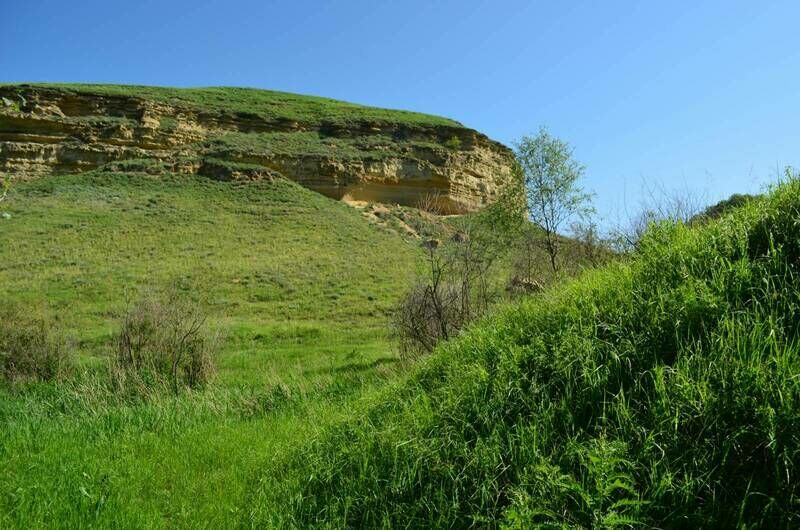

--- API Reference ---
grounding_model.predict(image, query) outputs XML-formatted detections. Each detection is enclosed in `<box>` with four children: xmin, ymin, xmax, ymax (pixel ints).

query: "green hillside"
<box><xmin>2</xmin><ymin>113</ymin><xmax>797</xmax><ymax>527</ymax></box>
<box><xmin>248</xmin><ymin>180</ymin><xmax>800</xmax><ymax>528</ymax></box>
<box><xmin>0</xmin><ymin>171</ymin><xmax>425</xmax><ymax>527</ymax></box>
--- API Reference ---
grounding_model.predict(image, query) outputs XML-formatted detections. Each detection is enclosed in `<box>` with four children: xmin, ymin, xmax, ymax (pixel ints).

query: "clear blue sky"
<box><xmin>3</xmin><ymin>1</ymin><xmax>799</xmax><ymax>227</ymax></box>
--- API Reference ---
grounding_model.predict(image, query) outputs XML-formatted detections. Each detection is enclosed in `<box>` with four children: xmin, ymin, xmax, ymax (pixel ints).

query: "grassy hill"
<box><xmin>0</xmin><ymin>171</ymin><xmax>426</xmax><ymax>527</ymax></box>
<box><xmin>1</xmin><ymin>83</ymin><xmax>514</xmax><ymax>213</ymax></box>
<box><xmin>3</xmin><ymin>104</ymin><xmax>796</xmax><ymax>527</ymax></box>
<box><xmin>245</xmin><ymin>180</ymin><xmax>800</xmax><ymax>528</ymax></box>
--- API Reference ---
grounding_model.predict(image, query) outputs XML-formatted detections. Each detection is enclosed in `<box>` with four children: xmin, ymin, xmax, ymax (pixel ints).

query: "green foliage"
<box><xmin>471</xmin><ymin>164</ymin><xmax>528</xmax><ymax>248</ymax></box>
<box><xmin>157</xmin><ymin>116</ymin><xmax>178</xmax><ymax>131</ymax></box>
<box><xmin>0</xmin><ymin>306</ymin><xmax>72</xmax><ymax>383</ymax></box>
<box><xmin>697</xmin><ymin>192</ymin><xmax>757</xmax><ymax>221</ymax></box>
<box><xmin>112</xmin><ymin>291</ymin><xmax>218</xmax><ymax>396</ymax></box>
<box><xmin>0</xmin><ymin>172</ymin><xmax>419</xmax><ymax>336</ymax></box>
<box><xmin>250</xmin><ymin>180</ymin><xmax>800</xmax><ymax>528</ymax></box>
<box><xmin>444</xmin><ymin>135</ymin><xmax>462</xmax><ymax>150</ymax></box>
<box><xmin>0</xmin><ymin>171</ymin><xmax>420</xmax><ymax>527</ymax></box>
<box><xmin>1</xmin><ymin>95</ymin><xmax>22</xmax><ymax>113</ymax></box>
<box><xmin>502</xmin><ymin>438</ymin><xmax>645</xmax><ymax>529</ymax></box>
<box><xmin>203</xmin><ymin>131</ymin><xmax>450</xmax><ymax>165</ymax></box>
<box><xmin>515</xmin><ymin>128</ymin><xmax>595</xmax><ymax>272</ymax></box>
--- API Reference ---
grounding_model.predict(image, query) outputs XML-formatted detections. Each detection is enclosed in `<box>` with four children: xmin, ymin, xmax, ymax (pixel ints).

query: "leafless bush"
<box><xmin>393</xmin><ymin>279</ymin><xmax>467</xmax><ymax>358</ymax></box>
<box><xmin>506</xmin><ymin>222</ymin><xmax>567</xmax><ymax>297</ymax></box>
<box><xmin>570</xmin><ymin>220</ymin><xmax>612</xmax><ymax>267</ymax></box>
<box><xmin>0</xmin><ymin>306</ymin><xmax>72</xmax><ymax>383</ymax></box>
<box><xmin>415</xmin><ymin>191</ymin><xmax>445</xmax><ymax>216</ymax></box>
<box><xmin>611</xmin><ymin>182</ymin><xmax>708</xmax><ymax>251</ymax></box>
<box><xmin>112</xmin><ymin>291</ymin><xmax>218</xmax><ymax>395</ymax></box>
<box><xmin>395</xmin><ymin>175</ymin><xmax>525</xmax><ymax>358</ymax></box>
<box><xmin>393</xmin><ymin>227</ymin><xmax>500</xmax><ymax>360</ymax></box>
<box><xmin>511</xmin><ymin>225</ymin><xmax>543</xmax><ymax>280</ymax></box>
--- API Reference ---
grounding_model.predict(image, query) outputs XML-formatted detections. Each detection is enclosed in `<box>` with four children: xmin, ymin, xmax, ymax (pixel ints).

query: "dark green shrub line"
<box><xmin>247</xmin><ymin>181</ymin><xmax>800</xmax><ymax>528</ymax></box>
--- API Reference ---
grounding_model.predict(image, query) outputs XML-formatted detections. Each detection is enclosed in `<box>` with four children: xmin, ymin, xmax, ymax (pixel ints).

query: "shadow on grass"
<box><xmin>303</xmin><ymin>357</ymin><xmax>399</xmax><ymax>376</ymax></box>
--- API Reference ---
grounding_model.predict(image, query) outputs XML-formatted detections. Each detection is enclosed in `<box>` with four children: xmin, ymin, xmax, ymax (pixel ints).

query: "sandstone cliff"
<box><xmin>0</xmin><ymin>84</ymin><xmax>515</xmax><ymax>213</ymax></box>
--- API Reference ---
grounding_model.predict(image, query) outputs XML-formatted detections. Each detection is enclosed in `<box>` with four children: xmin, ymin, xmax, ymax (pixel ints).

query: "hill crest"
<box><xmin>0</xmin><ymin>84</ymin><xmax>515</xmax><ymax>213</ymax></box>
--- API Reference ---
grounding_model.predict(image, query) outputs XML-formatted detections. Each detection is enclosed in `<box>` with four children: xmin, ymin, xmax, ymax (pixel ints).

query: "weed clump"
<box><xmin>112</xmin><ymin>292</ymin><xmax>218</xmax><ymax>395</ymax></box>
<box><xmin>444</xmin><ymin>135</ymin><xmax>462</xmax><ymax>150</ymax></box>
<box><xmin>0</xmin><ymin>306</ymin><xmax>72</xmax><ymax>383</ymax></box>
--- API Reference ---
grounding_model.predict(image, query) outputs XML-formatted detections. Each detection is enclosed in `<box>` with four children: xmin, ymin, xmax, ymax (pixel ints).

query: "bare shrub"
<box><xmin>507</xmin><ymin>221</ymin><xmax>571</xmax><ymax>297</ymax></box>
<box><xmin>395</xmin><ymin>171</ymin><xmax>526</xmax><ymax>359</ymax></box>
<box><xmin>508</xmin><ymin>219</ymin><xmax>610</xmax><ymax>297</ymax></box>
<box><xmin>415</xmin><ymin>191</ymin><xmax>445</xmax><ymax>216</ymax></box>
<box><xmin>112</xmin><ymin>291</ymin><xmax>218</xmax><ymax>395</ymax></box>
<box><xmin>0</xmin><ymin>306</ymin><xmax>71</xmax><ymax>383</ymax></box>
<box><xmin>612</xmin><ymin>182</ymin><xmax>708</xmax><ymax>251</ymax></box>
<box><xmin>570</xmin><ymin>220</ymin><xmax>612</xmax><ymax>268</ymax></box>
<box><xmin>393</xmin><ymin>246</ymin><xmax>469</xmax><ymax>359</ymax></box>
<box><xmin>394</xmin><ymin>281</ymin><xmax>466</xmax><ymax>358</ymax></box>
<box><xmin>394</xmin><ymin>223</ymin><xmax>508</xmax><ymax>359</ymax></box>
<box><xmin>510</xmin><ymin>225</ymin><xmax>544</xmax><ymax>282</ymax></box>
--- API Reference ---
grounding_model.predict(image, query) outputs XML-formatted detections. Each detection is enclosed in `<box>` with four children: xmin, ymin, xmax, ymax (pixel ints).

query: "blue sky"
<box><xmin>3</xmin><ymin>1</ymin><xmax>799</xmax><ymax>227</ymax></box>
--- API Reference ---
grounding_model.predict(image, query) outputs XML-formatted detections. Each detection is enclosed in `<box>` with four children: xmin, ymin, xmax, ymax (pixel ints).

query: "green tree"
<box><xmin>515</xmin><ymin>128</ymin><xmax>594</xmax><ymax>272</ymax></box>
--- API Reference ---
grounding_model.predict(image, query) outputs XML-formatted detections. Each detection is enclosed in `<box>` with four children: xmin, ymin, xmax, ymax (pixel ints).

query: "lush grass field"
<box><xmin>246</xmin><ymin>180</ymin><xmax>800</xmax><ymax>528</ymax></box>
<box><xmin>4</xmin><ymin>168</ymin><xmax>797</xmax><ymax>528</ymax></box>
<box><xmin>0</xmin><ymin>171</ymin><xmax>422</xmax><ymax>527</ymax></box>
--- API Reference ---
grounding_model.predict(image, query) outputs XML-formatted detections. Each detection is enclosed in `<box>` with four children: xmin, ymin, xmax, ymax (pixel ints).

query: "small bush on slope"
<box><xmin>250</xmin><ymin>180</ymin><xmax>800</xmax><ymax>528</ymax></box>
<box><xmin>0</xmin><ymin>306</ymin><xmax>72</xmax><ymax>383</ymax></box>
<box><xmin>112</xmin><ymin>291</ymin><xmax>218</xmax><ymax>396</ymax></box>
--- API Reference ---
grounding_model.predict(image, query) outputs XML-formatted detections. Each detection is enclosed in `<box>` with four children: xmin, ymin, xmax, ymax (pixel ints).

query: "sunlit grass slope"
<box><xmin>0</xmin><ymin>171</ymin><xmax>422</xmax><ymax>527</ymax></box>
<box><xmin>0</xmin><ymin>171</ymin><xmax>419</xmax><ymax>371</ymax></box>
<box><xmin>251</xmin><ymin>180</ymin><xmax>800</xmax><ymax>528</ymax></box>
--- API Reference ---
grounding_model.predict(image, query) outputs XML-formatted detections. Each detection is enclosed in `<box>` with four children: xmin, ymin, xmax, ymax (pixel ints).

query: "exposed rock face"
<box><xmin>0</xmin><ymin>85</ymin><xmax>516</xmax><ymax>214</ymax></box>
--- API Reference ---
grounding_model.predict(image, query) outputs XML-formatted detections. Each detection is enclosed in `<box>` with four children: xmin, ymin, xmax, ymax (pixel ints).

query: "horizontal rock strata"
<box><xmin>0</xmin><ymin>85</ymin><xmax>515</xmax><ymax>213</ymax></box>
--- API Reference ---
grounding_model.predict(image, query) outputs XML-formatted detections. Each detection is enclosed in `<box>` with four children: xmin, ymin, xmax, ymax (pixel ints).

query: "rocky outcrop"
<box><xmin>0</xmin><ymin>85</ymin><xmax>515</xmax><ymax>213</ymax></box>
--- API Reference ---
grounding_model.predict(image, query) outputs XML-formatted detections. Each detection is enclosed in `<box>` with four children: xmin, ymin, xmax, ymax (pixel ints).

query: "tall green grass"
<box><xmin>0</xmin><ymin>172</ymin><xmax>422</xmax><ymax>527</ymax></box>
<box><xmin>250</xmin><ymin>180</ymin><xmax>800</xmax><ymax>528</ymax></box>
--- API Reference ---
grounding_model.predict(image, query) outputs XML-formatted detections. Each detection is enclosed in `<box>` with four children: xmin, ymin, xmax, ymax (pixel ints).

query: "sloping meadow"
<box><xmin>251</xmin><ymin>180</ymin><xmax>800</xmax><ymax>528</ymax></box>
